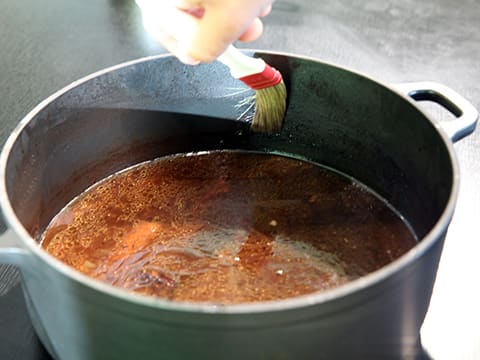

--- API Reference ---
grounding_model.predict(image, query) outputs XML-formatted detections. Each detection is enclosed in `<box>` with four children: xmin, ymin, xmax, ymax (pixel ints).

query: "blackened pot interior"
<box><xmin>5</xmin><ymin>53</ymin><xmax>452</xmax><ymax>244</ymax></box>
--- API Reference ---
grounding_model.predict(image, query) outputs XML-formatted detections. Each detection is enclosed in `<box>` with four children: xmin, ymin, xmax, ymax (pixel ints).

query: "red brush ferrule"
<box><xmin>238</xmin><ymin>64</ymin><xmax>283</xmax><ymax>90</ymax></box>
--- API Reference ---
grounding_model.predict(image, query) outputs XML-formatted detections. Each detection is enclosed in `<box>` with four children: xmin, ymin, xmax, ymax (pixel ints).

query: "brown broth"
<box><xmin>41</xmin><ymin>151</ymin><xmax>417</xmax><ymax>304</ymax></box>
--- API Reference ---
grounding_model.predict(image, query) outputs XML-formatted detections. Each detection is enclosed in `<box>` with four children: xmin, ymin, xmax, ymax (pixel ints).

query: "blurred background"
<box><xmin>0</xmin><ymin>0</ymin><xmax>479</xmax><ymax>358</ymax></box>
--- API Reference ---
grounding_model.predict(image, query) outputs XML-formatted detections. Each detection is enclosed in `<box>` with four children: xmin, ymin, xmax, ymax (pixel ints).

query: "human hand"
<box><xmin>136</xmin><ymin>0</ymin><xmax>274</xmax><ymax>64</ymax></box>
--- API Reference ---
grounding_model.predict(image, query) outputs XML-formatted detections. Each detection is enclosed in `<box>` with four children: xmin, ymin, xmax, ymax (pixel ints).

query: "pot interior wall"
<box><xmin>5</xmin><ymin>53</ymin><xmax>453</xmax><ymax>242</ymax></box>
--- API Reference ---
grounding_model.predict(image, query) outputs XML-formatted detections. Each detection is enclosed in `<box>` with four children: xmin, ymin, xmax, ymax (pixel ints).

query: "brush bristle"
<box><xmin>250</xmin><ymin>80</ymin><xmax>287</xmax><ymax>134</ymax></box>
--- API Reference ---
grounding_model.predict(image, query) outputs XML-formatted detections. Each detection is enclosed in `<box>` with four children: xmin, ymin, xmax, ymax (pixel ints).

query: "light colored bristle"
<box><xmin>250</xmin><ymin>80</ymin><xmax>287</xmax><ymax>134</ymax></box>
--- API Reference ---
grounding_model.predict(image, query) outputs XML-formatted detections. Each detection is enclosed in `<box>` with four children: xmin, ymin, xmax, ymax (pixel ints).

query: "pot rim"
<box><xmin>0</xmin><ymin>50</ymin><xmax>460</xmax><ymax>314</ymax></box>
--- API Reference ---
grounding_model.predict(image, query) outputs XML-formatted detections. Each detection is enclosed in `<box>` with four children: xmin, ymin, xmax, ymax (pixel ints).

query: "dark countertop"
<box><xmin>1</xmin><ymin>1</ymin><xmax>479</xmax><ymax>359</ymax></box>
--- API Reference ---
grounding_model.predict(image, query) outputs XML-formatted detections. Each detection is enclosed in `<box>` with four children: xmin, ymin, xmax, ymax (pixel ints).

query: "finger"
<box><xmin>238</xmin><ymin>18</ymin><xmax>264</xmax><ymax>43</ymax></box>
<box><xmin>260</xmin><ymin>4</ymin><xmax>272</xmax><ymax>17</ymax></box>
<box><xmin>187</xmin><ymin>5</ymin><xmax>257</xmax><ymax>62</ymax></box>
<box><xmin>170</xmin><ymin>0</ymin><xmax>202</xmax><ymax>10</ymax></box>
<box><xmin>139</xmin><ymin>3</ymin><xmax>201</xmax><ymax>64</ymax></box>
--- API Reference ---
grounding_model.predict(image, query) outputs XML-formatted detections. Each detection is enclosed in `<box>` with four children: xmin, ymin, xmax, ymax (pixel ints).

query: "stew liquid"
<box><xmin>41</xmin><ymin>151</ymin><xmax>416</xmax><ymax>304</ymax></box>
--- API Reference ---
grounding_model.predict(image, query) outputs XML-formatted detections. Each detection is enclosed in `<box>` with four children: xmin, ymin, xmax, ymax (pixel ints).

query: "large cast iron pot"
<box><xmin>0</xmin><ymin>52</ymin><xmax>477</xmax><ymax>359</ymax></box>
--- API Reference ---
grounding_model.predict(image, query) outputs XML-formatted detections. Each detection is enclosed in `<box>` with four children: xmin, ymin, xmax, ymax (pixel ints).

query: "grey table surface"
<box><xmin>0</xmin><ymin>0</ymin><xmax>479</xmax><ymax>359</ymax></box>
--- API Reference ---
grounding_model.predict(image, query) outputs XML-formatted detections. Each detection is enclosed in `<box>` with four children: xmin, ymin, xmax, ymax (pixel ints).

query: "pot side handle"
<box><xmin>0</xmin><ymin>223</ymin><xmax>30</xmax><ymax>267</ymax></box>
<box><xmin>393</xmin><ymin>81</ymin><xmax>478</xmax><ymax>143</ymax></box>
